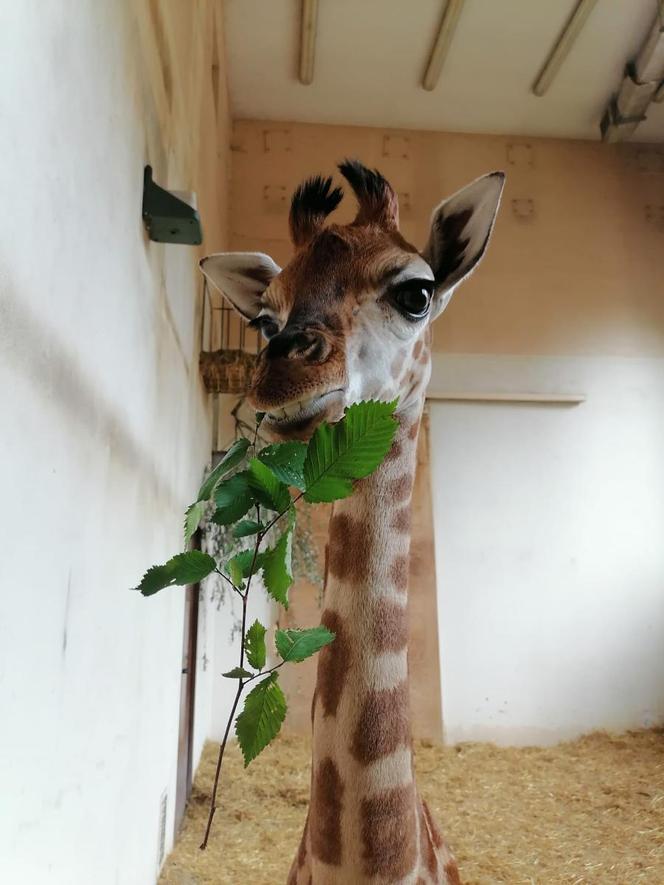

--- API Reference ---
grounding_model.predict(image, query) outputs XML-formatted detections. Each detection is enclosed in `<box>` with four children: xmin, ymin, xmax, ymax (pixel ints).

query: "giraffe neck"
<box><xmin>308</xmin><ymin>399</ymin><xmax>424</xmax><ymax>881</ymax></box>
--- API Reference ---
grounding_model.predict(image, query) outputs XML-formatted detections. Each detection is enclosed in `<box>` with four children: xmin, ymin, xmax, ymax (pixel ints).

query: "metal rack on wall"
<box><xmin>198</xmin><ymin>280</ymin><xmax>262</xmax><ymax>452</ymax></box>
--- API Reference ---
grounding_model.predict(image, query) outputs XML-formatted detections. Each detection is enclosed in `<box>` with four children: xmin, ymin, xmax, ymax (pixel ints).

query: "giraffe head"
<box><xmin>201</xmin><ymin>160</ymin><xmax>504</xmax><ymax>439</ymax></box>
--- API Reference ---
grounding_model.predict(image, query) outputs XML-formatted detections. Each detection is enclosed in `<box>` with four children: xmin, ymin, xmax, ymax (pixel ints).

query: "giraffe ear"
<box><xmin>199</xmin><ymin>252</ymin><xmax>281</xmax><ymax>320</ymax></box>
<box><xmin>423</xmin><ymin>172</ymin><xmax>505</xmax><ymax>320</ymax></box>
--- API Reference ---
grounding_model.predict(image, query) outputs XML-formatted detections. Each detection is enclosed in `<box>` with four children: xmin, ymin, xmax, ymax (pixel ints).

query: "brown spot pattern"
<box><xmin>352</xmin><ymin>681</ymin><xmax>411</xmax><ymax>763</ymax></box>
<box><xmin>298</xmin><ymin>814</ymin><xmax>309</xmax><ymax>867</ymax></box>
<box><xmin>361</xmin><ymin>782</ymin><xmax>417</xmax><ymax>879</ymax></box>
<box><xmin>388</xmin><ymin>472</ymin><xmax>413</xmax><ymax>503</ymax></box>
<box><xmin>391</xmin><ymin>554</ymin><xmax>409</xmax><ymax>592</ymax></box>
<box><xmin>310</xmin><ymin>757</ymin><xmax>343</xmax><ymax>865</ymax></box>
<box><xmin>385</xmin><ymin>439</ymin><xmax>403</xmax><ymax>462</ymax></box>
<box><xmin>317</xmin><ymin>609</ymin><xmax>350</xmax><ymax>717</ymax></box>
<box><xmin>372</xmin><ymin>600</ymin><xmax>409</xmax><ymax>652</ymax></box>
<box><xmin>413</xmin><ymin>339</ymin><xmax>423</xmax><ymax>359</ymax></box>
<box><xmin>420</xmin><ymin>802</ymin><xmax>438</xmax><ymax>876</ymax></box>
<box><xmin>392</xmin><ymin>506</ymin><xmax>412</xmax><ymax>533</ymax></box>
<box><xmin>445</xmin><ymin>860</ymin><xmax>462</xmax><ymax>885</ymax></box>
<box><xmin>408</xmin><ymin>419</ymin><xmax>420</xmax><ymax>440</ymax></box>
<box><xmin>422</xmin><ymin>800</ymin><xmax>444</xmax><ymax>849</ymax></box>
<box><xmin>328</xmin><ymin>512</ymin><xmax>371</xmax><ymax>584</ymax></box>
<box><xmin>310</xmin><ymin>688</ymin><xmax>317</xmax><ymax>726</ymax></box>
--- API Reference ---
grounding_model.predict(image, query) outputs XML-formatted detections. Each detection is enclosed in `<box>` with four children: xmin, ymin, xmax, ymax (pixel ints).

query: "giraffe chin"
<box><xmin>255</xmin><ymin>388</ymin><xmax>345</xmax><ymax>441</ymax></box>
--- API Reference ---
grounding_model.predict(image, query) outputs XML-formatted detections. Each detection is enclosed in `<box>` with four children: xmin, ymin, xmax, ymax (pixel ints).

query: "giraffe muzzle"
<box><xmin>252</xmin><ymin>387</ymin><xmax>345</xmax><ymax>439</ymax></box>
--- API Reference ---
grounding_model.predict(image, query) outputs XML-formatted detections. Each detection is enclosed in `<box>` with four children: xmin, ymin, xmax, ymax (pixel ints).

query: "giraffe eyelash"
<box><xmin>249</xmin><ymin>315</ymin><xmax>280</xmax><ymax>339</ymax></box>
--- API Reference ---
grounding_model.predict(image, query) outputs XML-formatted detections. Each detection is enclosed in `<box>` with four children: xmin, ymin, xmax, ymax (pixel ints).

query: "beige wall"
<box><xmin>230</xmin><ymin>120</ymin><xmax>664</xmax><ymax>357</ymax></box>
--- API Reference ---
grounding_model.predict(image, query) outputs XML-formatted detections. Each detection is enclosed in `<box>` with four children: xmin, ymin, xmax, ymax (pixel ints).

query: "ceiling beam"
<box><xmin>422</xmin><ymin>0</ymin><xmax>466</xmax><ymax>91</ymax></box>
<box><xmin>532</xmin><ymin>0</ymin><xmax>599</xmax><ymax>97</ymax></box>
<box><xmin>299</xmin><ymin>0</ymin><xmax>319</xmax><ymax>86</ymax></box>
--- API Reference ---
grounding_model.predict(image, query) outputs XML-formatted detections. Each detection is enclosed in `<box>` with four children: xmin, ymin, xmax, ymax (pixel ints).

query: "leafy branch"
<box><xmin>131</xmin><ymin>399</ymin><xmax>398</xmax><ymax>849</ymax></box>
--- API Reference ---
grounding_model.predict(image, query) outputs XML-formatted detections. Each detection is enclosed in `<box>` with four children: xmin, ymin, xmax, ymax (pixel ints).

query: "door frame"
<box><xmin>174</xmin><ymin>531</ymin><xmax>201</xmax><ymax>830</ymax></box>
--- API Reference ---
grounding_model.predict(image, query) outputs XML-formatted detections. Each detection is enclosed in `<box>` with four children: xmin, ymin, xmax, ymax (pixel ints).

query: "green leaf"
<box><xmin>197</xmin><ymin>438</ymin><xmax>250</xmax><ymax>502</ymax></box>
<box><xmin>212</xmin><ymin>472</ymin><xmax>255</xmax><ymax>525</ymax></box>
<box><xmin>233</xmin><ymin>519</ymin><xmax>264</xmax><ymax>539</ymax></box>
<box><xmin>261</xmin><ymin>515</ymin><xmax>294</xmax><ymax>608</ymax></box>
<box><xmin>235</xmin><ymin>672</ymin><xmax>287</xmax><ymax>766</ymax></box>
<box><xmin>226</xmin><ymin>555</ymin><xmax>244</xmax><ymax>587</ymax></box>
<box><xmin>135</xmin><ymin>550</ymin><xmax>216</xmax><ymax>597</ymax></box>
<box><xmin>275</xmin><ymin>626</ymin><xmax>336</xmax><ymax>663</ymax></box>
<box><xmin>247</xmin><ymin>458</ymin><xmax>291</xmax><ymax>512</ymax></box>
<box><xmin>303</xmin><ymin>399</ymin><xmax>399</xmax><ymax>503</ymax></box>
<box><xmin>222</xmin><ymin>667</ymin><xmax>254</xmax><ymax>679</ymax></box>
<box><xmin>226</xmin><ymin>548</ymin><xmax>262</xmax><ymax>586</ymax></box>
<box><xmin>183</xmin><ymin>500</ymin><xmax>207</xmax><ymax>545</ymax></box>
<box><xmin>257</xmin><ymin>442</ymin><xmax>307</xmax><ymax>490</ymax></box>
<box><xmin>244</xmin><ymin>620</ymin><xmax>267</xmax><ymax>670</ymax></box>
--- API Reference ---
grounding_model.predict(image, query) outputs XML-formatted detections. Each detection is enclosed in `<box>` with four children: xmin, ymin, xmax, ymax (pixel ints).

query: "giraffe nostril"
<box><xmin>289</xmin><ymin>331</ymin><xmax>327</xmax><ymax>362</ymax></box>
<box><xmin>267</xmin><ymin>326</ymin><xmax>330</xmax><ymax>363</ymax></box>
<box><xmin>289</xmin><ymin>332</ymin><xmax>323</xmax><ymax>359</ymax></box>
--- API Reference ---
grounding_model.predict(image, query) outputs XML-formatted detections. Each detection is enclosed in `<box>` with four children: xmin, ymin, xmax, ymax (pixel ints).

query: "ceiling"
<box><xmin>224</xmin><ymin>0</ymin><xmax>664</xmax><ymax>142</ymax></box>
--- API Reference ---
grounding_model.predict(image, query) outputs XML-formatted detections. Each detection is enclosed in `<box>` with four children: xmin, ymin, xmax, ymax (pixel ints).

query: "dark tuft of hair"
<box><xmin>289</xmin><ymin>175</ymin><xmax>344</xmax><ymax>247</ymax></box>
<box><xmin>337</xmin><ymin>159</ymin><xmax>399</xmax><ymax>229</ymax></box>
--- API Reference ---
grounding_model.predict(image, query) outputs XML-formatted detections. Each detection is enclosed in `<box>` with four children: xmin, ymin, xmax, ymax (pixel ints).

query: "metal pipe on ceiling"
<box><xmin>299</xmin><ymin>0</ymin><xmax>318</xmax><ymax>86</ymax></box>
<box><xmin>601</xmin><ymin>1</ymin><xmax>664</xmax><ymax>142</ymax></box>
<box><xmin>422</xmin><ymin>0</ymin><xmax>467</xmax><ymax>91</ymax></box>
<box><xmin>532</xmin><ymin>0</ymin><xmax>600</xmax><ymax>97</ymax></box>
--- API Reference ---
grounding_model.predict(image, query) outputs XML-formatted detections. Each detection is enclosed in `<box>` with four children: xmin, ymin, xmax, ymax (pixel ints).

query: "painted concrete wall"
<box><xmin>429</xmin><ymin>354</ymin><xmax>664</xmax><ymax>744</ymax></box>
<box><xmin>226</xmin><ymin>118</ymin><xmax>664</xmax><ymax>743</ymax></box>
<box><xmin>0</xmin><ymin>2</ymin><xmax>254</xmax><ymax>883</ymax></box>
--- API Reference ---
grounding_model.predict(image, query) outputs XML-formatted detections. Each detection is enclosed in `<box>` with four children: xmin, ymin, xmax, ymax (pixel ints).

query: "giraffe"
<box><xmin>200</xmin><ymin>160</ymin><xmax>504</xmax><ymax>885</ymax></box>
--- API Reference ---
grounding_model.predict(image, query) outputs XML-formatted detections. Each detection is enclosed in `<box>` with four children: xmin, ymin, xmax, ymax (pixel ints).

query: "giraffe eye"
<box><xmin>249</xmin><ymin>315</ymin><xmax>279</xmax><ymax>340</ymax></box>
<box><xmin>391</xmin><ymin>280</ymin><xmax>433</xmax><ymax>320</ymax></box>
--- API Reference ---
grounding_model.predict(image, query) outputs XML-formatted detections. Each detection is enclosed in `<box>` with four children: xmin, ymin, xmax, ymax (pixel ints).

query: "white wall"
<box><xmin>429</xmin><ymin>353</ymin><xmax>664</xmax><ymax>745</ymax></box>
<box><xmin>0</xmin><ymin>3</ymin><xmax>238</xmax><ymax>883</ymax></box>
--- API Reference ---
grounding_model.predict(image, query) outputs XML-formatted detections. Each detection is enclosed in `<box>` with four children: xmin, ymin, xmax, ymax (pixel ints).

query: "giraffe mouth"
<box><xmin>262</xmin><ymin>388</ymin><xmax>345</xmax><ymax>432</ymax></box>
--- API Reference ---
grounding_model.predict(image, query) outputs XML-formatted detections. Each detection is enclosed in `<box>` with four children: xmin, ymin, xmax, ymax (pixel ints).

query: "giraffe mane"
<box><xmin>289</xmin><ymin>175</ymin><xmax>344</xmax><ymax>248</ymax></box>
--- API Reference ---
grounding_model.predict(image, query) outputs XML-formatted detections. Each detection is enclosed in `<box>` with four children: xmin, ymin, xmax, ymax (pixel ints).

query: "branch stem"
<box><xmin>200</xmin><ymin>414</ymin><xmax>302</xmax><ymax>849</ymax></box>
<box><xmin>201</xmin><ymin>503</ymin><xmax>263</xmax><ymax>849</ymax></box>
<box><xmin>199</xmin><ymin>678</ymin><xmax>244</xmax><ymax>850</ymax></box>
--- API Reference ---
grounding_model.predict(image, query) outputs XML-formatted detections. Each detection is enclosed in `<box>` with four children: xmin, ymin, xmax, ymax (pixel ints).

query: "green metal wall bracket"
<box><xmin>142</xmin><ymin>165</ymin><xmax>203</xmax><ymax>245</ymax></box>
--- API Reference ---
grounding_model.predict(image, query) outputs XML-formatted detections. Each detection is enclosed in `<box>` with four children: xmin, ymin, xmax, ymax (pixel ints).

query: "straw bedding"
<box><xmin>159</xmin><ymin>729</ymin><xmax>664</xmax><ymax>885</ymax></box>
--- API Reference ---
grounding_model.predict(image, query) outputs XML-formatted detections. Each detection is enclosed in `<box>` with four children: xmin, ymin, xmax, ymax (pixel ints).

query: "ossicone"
<box><xmin>289</xmin><ymin>175</ymin><xmax>344</xmax><ymax>247</ymax></box>
<box><xmin>338</xmin><ymin>158</ymin><xmax>399</xmax><ymax>230</ymax></box>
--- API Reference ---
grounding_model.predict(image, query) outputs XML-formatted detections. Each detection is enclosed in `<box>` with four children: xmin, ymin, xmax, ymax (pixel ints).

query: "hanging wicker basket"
<box><xmin>199</xmin><ymin>349</ymin><xmax>257</xmax><ymax>395</ymax></box>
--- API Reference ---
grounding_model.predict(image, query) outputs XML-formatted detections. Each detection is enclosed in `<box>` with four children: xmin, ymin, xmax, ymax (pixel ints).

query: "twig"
<box><xmin>214</xmin><ymin>567</ymin><xmax>244</xmax><ymax>597</ymax></box>
<box><xmin>200</xmin><ymin>414</ymin><xmax>303</xmax><ymax>850</ymax></box>
<box><xmin>199</xmin><ymin>678</ymin><xmax>244</xmax><ymax>850</ymax></box>
<box><xmin>201</xmin><ymin>501</ymin><xmax>264</xmax><ymax>849</ymax></box>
